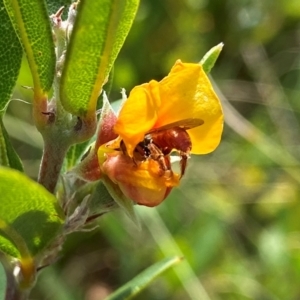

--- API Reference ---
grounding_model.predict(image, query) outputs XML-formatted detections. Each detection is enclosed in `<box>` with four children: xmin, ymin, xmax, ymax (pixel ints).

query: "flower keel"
<box><xmin>99</xmin><ymin>149</ymin><xmax>179</xmax><ymax>207</ymax></box>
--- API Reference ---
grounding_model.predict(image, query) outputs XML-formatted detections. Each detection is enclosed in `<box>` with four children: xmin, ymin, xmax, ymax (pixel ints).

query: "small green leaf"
<box><xmin>102</xmin><ymin>176</ymin><xmax>139</xmax><ymax>227</ymax></box>
<box><xmin>66</xmin><ymin>180</ymin><xmax>118</xmax><ymax>222</ymax></box>
<box><xmin>0</xmin><ymin>167</ymin><xmax>64</xmax><ymax>259</ymax></box>
<box><xmin>0</xmin><ymin>261</ymin><xmax>6</xmax><ymax>300</ymax></box>
<box><xmin>3</xmin><ymin>0</ymin><xmax>56</xmax><ymax>95</ymax></box>
<box><xmin>0</xmin><ymin>116</ymin><xmax>23</xmax><ymax>171</ymax></box>
<box><xmin>64</xmin><ymin>141</ymin><xmax>91</xmax><ymax>171</ymax></box>
<box><xmin>0</xmin><ymin>0</ymin><xmax>22</xmax><ymax>112</ymax></box>
<box><xmin>106</xmin><ymin>256</ymin><xmax>183</xmax><ymax>300</ymax></box>
<box><xmin>200</xmin><ymin>42</ymin><xmax>224</xmax><ymax>74</ymax></box>
<box><xmin>88</xmin><ymin>181</ymin><xmax>118</xmax><ymax>215</ymax></box>
<box><xmin>60</xmin><ymin>0</ymin><xmax>139</xmax><ymax>117</ymax></box>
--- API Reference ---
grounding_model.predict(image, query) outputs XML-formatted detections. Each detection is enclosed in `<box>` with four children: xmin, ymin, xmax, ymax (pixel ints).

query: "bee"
<box><xmin>120</xmin><ymin>118</ymin><xmax>204</xmax><ymax>177</ymax></box>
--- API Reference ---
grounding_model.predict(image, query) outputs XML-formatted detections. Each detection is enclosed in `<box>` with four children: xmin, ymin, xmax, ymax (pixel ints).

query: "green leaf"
<box><xmin>106</xmin><ymin>256</ymin><xmax>183</xmax><ymax>300</ymax></box>
<box><xmin>88</xmin><ymin>181</ymin><xmax>118</xmax><ymax>215</ymax></box>
<box><xmin>3</xmin><ymin>0</ymin><xmax>56</xmax><ymax>94</ymax></box>
<box><xmin>45</xmin><ymin>0</ymin><xmax>72</xmax><ymax>16</ymax></box>
<box><xmin>0</xmin><ymin>0</ymin><xmax>22</xmax><ymax>112</ymax></box>
<box><xmin>0</xmin><ymin>116</ymin><xmax>23</xmax><ymax>171</ymax></box>
<box><xmin>102</xmin><ymin>176</ymin><xmax>140</xmax><ymax>228</ymax></box>
<box><xmin>0</xmin><ymin>261</ymin><xmax>6</xmax><ymax>300</ymax></box>
<box><xmin>0</xmin><ymin>167</ymin><xmax>64</xmax><ymax>259</ymax></box>
<box><xmin>64</xmin><ymin>140</ymin><xmax>91</xmax><ymax>171</ymax></box>
<box><xmin>66</xmin><ymin>180</ymin><xmax>118</xmax><ymax>223</ymax></box>
<box><xmin>60</xmin><ymin>0</ymin><xmax>139</xmax><ymax>117</ymax></box>
<box><xmin>200</xmin><ymin>42</ymin><xmax>224</xmax><ymax>74</ymax></box>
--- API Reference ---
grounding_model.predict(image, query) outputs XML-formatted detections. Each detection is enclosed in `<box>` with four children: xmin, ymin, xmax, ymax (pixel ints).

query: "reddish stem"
<box><xmin>38</xmin><ymin>139</ymin><xmax>69</xmax><ymax>193</ymax></box>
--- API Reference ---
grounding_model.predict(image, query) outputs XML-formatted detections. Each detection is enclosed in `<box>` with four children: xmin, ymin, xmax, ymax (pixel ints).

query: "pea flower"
<box><xmin>97</xmin><ymin>59</ymin><xmax>223</xmax><ymax>207</ymax></box>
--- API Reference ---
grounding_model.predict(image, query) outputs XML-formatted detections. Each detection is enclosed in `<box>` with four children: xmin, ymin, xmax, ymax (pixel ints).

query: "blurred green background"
<box><xmin>4</xmin><ymin>0</ymin><xmax>300</xmax><ymax>299</ymax></box>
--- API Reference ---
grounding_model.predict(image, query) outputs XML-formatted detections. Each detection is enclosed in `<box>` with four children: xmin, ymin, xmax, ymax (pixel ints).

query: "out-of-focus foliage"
<box><xmin>5</xmin><ymin>0</ymin><xmax>300</xmax><ymax>299</ymax></box>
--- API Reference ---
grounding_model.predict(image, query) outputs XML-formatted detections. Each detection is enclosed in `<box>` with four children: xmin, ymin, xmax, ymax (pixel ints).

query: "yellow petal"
<box><xmin>114</xmin><ymin>59</ymin><xmax>223</xmax><ymax>155</ymax></box>
<box><xmin>114</xmin><ymin>83</ymin><xmax>161</xmax><ymax>156</ymax></box>
<box><xmin>154</xmin><ymin>60</ymin><xmax>223</xmax><ymax>154</ymax></box>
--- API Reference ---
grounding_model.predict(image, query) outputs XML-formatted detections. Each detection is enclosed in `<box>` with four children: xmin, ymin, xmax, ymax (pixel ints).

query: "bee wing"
<box><xmin>149</xmin><ymin>118</ymin><xmax>204</xmax><ymax>133</ymax></box>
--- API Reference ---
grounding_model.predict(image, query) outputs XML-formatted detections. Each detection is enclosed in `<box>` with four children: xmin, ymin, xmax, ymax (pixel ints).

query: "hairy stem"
<box><xmin>38</xmin><ymin>139</ymin><xmax>69</xmax><ymax>193</ymax></box>
<box><xmin>1</xmin><ymin>257</ymin><xmax>30</xmax><ymax>300</ymax></box>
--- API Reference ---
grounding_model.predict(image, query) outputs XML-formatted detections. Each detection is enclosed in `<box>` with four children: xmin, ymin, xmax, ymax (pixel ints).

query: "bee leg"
<box><xmin>157</xmin><ymin>155</ymin><xmax>169</xmax><ymax>171</ymax></box>
<box><xmin>162</xmin><ymin>156</ymin><xmax>173</xmax><ymax>178</ymax></box>
<box><xmin>148</xmin><ymin>143</ymin><xmax>172</xmax><ymax>176</ymax></box>
<box><xmin>153</xmin><ymin>154</ymin><xmax>172</xmax><ymax>178</ymax></box>
<box><xmin>132</xmin><ymin>143</ymin><xmax>148</xmax><ymax>165</ymax></box>
<box><xmin>179</xmin><ymin>152</ymin><xmax>190</xmax><ymax>178</ymax></box>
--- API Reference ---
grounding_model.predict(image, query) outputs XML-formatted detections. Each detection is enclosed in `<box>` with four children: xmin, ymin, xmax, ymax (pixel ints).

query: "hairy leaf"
<box><xmin>3</xmin><ymin>0</ymin><xmax>56</xmax><ymax>95</ymax></box>
<box><xmin>0</xmin><ymin>0</ymin><xmax>22</xmax><ymax>112</ymax></box>
<box><xmin>0</xmin><ymin>116</ymin><xmax>23</xmax><ymax>171</ymax></box>
<box><xmin>45</xmin><ymin>0</ymin><xmax>72</xmax><ymax>16</ymax></box>
<box><xmin>0</xmin><ymin>167</ymin><xmax>64</xmax><ymax>259</ymax></box>
<box><xmin>60</xmin><ymin>0</ymin><xmax>139</xmax><ymax>117</ymax></box>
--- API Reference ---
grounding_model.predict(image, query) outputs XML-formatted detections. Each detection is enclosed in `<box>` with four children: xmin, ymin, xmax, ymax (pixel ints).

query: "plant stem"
<box><xmin>2</xmin><ymin>259</ymin><xmax>30</xmax><ymax>300</ymax></box>
<box><xmin>6</xmin><ymin>282</ymin><xmax>30</xmax><ymax>300</ymax></box>
<box><xmin>38</xmin><ymin>139</ymin><xmax>69</xmax><ymax>193</ymax></box>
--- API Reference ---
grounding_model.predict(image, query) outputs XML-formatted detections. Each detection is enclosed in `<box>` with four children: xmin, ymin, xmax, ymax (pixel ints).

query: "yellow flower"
<box><xmin>114</xmin><ymin>59</ymin><xmax>223</xmax><ymax>157</ymax></box>
<box><xmin>98</xmin><ymin>59</ymin><xmax>223</xmax><ymax>207</ymax></box>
